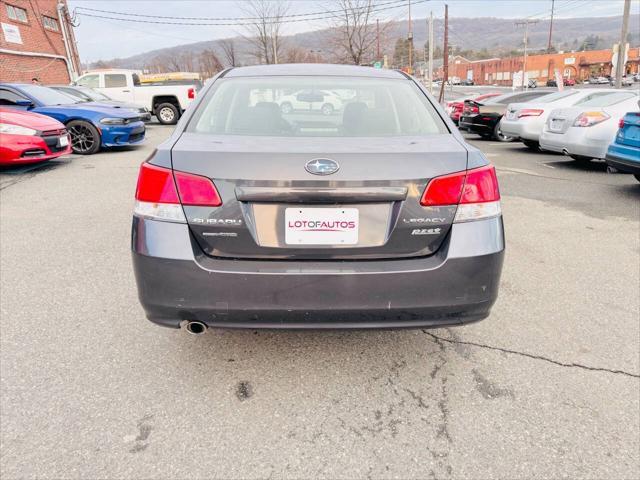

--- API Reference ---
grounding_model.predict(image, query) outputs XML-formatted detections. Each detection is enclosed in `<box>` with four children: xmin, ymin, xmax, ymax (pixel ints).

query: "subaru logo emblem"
<box><xmin>305</xmin><ymin>158</ymin><xmax>340</xmax><ymax>176</ymax></box>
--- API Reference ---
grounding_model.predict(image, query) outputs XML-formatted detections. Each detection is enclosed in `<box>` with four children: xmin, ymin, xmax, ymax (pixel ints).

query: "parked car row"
<box><xmin>0</xmin><ymin>83</ymin><xmax>148</xmax><ymax>164</ymax></box>
<box><xmin>457</xmin><ymin>87</ymin><xmax>639</xmax><ymax>182</ymax></box>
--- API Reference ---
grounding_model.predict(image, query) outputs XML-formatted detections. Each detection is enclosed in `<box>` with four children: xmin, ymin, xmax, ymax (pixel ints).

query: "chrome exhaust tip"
<box><xmin>562</xmin><ymin>149</ymin><xmax>569</xmax><ymax>156</ymax></box>
<box><xmin>606</xmin><ymin>166</ymin><xmax>619</xmax><ymax>174</ymax></box>
<box><xmin>183</xmin><ymin>321</ymin><xmax>207</xmax><ymax>335</ymax></box>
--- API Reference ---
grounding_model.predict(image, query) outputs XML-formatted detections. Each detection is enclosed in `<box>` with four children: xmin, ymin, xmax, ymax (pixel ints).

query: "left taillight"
<box><xmin>420</xmin><ymin>165</ymin><xmax>501</xmax><ymax>223</ymax></box>
<box><xmin>188</xmin><ymin>87</ymin><xmax>195</xmax><ymax>100</ymax></box>
<box><xmin>134</xmin><ymin>162</ymin><xmax>221</xmax><ymax>223</ymax></box>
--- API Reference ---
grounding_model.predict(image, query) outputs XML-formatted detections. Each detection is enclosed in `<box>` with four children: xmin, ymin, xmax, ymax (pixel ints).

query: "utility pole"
<box><xmin>376</xmin><ymin>19</ymin><xmax>380</xmax><ymax>60</ymax></box>
<box><xmin>408</xmin><ymin>0</ymin><xmax>413</xmax><ymax>74</ymax></box>
<box><xmin>547</xmin><ymin>0</ymin><xmax>555</xmax><ymax>52</ymax></box>
<box><xmin>515</xmin><ymin>19</ymin><xmax>539</xmax><ymax>90</ymax></box>
<box><xmin>428</xmin><ymin>11</ymin><xmax>434</xmax><ymax>94</ymax></box>
<box><xmin>438</xmin><ymin>4</ymin><xmax>448</xmax><ymax>103</ymax></box>
<box><xmin>615</xmin><ymin>0</ymin><xmax>631</xmax><ymax>88</ymax></box>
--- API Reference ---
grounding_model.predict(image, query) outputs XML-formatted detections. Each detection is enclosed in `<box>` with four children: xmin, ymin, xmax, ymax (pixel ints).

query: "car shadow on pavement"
<box><xmin>0</xmin><ymin>157</ymin><xmax>71</xmax><ymax>176</ymax></box>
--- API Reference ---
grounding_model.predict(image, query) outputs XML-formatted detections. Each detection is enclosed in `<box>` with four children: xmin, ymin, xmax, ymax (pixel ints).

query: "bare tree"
<box><xmin>329</xmin><ymin>0</ymin><xmax>386</xmax><ymax>65</ymax></box>
<box><xmin>181</xmin><ymin>51</ymin><xmax>195</xmax><ymax>72</ymax></box>
<box><xmin>198</xmin><ymin>49</ymin><xmax>224</xmax><ymax>80</ymax></box>
<box><xmin>241</xmin><ymin>0</ymin><xmax>289</xmax><ymax>64</ymax></box>
<box><xmin>219</xmin><ymin>38</ymin><xmax>238</xmax><ymax>67</ymax></box>
<box><xmin>163</xmin><ymin>53</ymin><xmax>183</xmax><ymax>72</ymax></box>
<box><xmin>283</xmin><ymin>47</ymin><xmax>324</xmax><ymax>64</ymax></box>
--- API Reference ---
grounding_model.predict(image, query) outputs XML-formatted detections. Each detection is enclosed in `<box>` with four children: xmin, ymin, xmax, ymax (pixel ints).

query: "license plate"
<box><xmin>285</xmin><ymin>208</ymin><xmax>359</xmax><ymax>245</ymax></box>
<box><xmin>550</xmin><ymin>118</ymin><xmax>564</xmax><ymax>131</ymax></box>
<box><xmin>58</xmin><ymin>135</ymin><xmax>69</xmax><ymax>147</ymax></box>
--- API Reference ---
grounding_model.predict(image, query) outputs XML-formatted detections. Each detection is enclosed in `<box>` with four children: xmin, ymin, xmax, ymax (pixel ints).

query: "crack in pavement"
<box><xmin>423</xmin><ymin>331</ymin><xmax>640</xmax><ymax>379</ymax></box>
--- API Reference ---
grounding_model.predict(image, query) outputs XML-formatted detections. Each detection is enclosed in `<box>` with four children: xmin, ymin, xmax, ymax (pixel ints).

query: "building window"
<box><xmin>43</xmin><ymin>16</ymin><xmax>59</xmax><ymax>32</ymax></box>
<box><xmin>6</xmin><ymin>4</ymin><xmax>28</xmax><ymax>23</ymax></box>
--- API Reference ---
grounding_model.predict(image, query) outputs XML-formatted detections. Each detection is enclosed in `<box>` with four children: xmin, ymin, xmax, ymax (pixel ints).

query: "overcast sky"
<box><xmin>67</xmin><ymin>0</ymin><xmax>638</xmax><ymax>62</ymax></box>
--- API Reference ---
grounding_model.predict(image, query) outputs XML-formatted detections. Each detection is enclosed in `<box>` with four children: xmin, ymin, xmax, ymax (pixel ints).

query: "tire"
<box><xmin>67</xmin><ymin>120</ymin><xmax>101</xmax><ymax>155</ymax></box>
<box><xmin>280</xmin><ymin>102</ymin><xmax>293</xmax><ymax>114</ymax></box>
<box><xmin>321</xmin><ymin>103</ymin><xmax>334</xmax><ymax>115</ymax></box>
<box><xmin>634</xmin><ymin>174</ymin><xmax>640</xmax><ymax>183</ymax></box>
<box><xmin>493</xmin><ymin>123</ymin><xmax>514</xmax><ymax>142</ymax></box>
<box><xmin>522</xmin><ymin>140</ymin><xmax>540</xmax><ymax>151</ymax></box>
<box><xmin>156</xmin><ymin>103</ymin><xmax>179</xmax><ymax>125</ymax></box>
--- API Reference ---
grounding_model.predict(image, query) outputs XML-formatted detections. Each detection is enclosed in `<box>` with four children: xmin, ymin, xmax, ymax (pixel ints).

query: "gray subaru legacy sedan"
<box><xmin>131</xmin><ymin>64</ymin><xmax>504</xmax><ymax>333</ymax></box>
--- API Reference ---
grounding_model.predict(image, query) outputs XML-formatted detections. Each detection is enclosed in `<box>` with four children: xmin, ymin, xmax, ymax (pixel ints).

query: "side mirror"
<box><xmin>15</xmin><ymin>99</ymin><xmax>33</xmax><ymax>107</ymax></box>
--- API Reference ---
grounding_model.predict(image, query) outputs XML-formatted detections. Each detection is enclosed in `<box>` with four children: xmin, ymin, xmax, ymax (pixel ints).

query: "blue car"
<box><xmin>606</xmin><ymin>109</ymin><xmax>640</xmax><ymax>182</ymax></box>
<box><xmin>0</xmin><ymin>84</ymin><xmax>145</xmax><ymax>155</ymax></box>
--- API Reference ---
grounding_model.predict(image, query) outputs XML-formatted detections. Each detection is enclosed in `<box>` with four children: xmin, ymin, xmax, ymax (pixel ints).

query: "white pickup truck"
<box><xmin>74</xmin><ymin>69</ymin><xmax>197</xmax><ymax>124</ymax></box>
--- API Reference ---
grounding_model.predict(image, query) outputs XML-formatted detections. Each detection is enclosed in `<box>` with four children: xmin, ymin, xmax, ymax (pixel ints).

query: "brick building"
<box><xmin>438</xmin><ymin>48</ymin><xmax>640</xmax><ymax>86</ymax></box>
<box><xmin>0</xmin><ymin>0</ymin><xmax>80</xmax><ymax>84</ymax></box>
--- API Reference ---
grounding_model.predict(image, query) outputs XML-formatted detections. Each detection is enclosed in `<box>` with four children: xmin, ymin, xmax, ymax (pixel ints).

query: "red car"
<box><xmin>0</xmin><ymin>108</ymin><xmax>71</xmax><ymax>166</ymax></box>
<box><xmin>447</xmin><ymin>92</ymin><xmax>502</xmax><ymax>124</ymax></box>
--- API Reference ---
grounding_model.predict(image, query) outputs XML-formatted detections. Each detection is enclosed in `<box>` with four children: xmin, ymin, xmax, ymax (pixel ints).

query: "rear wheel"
<box><xmin>67</xmin><ymin>120</ymin><xmax>100</xmax><ymax>155</ymax></box>
<box><xmin>321</xmin><ymin>103</ymin><xmax>334</xmax><ymax>115</ymax></box>
<box><xmin>156</xmin><ymin>103</ymin><xmax>179</xmax><ymax>125</ymax></box>
<box><xmin>522</xmin><ymin>140</ymin><xmax>540</xmax><ymax>151</ymax></box>
<box><xmin>280</xmin><ymin>102</ymin><xmax>292</xmax><ymax>114</ymax></box>
<box><xmin>493</xmin><ymin>123</ymin><xmax>514</xmax><ymax>142</ymax></box>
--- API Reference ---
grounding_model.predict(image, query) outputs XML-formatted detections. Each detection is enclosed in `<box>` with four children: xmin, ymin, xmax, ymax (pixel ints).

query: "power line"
<box><xmin>74</xmin><ymin>0</ymin><xmax>420</xmax><ymax>24</ymax></box>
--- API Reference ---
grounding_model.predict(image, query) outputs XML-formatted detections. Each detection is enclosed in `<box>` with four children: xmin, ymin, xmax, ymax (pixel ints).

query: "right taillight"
<box><xmin>618</xmin><ymin>118</ymin><xmax>625</xmax><ymax>129</ymax></box>
<box><xmin>134</xmin><ymin>162</ymin><xmax>222</xmax><ymax>222</ymax></box>
<box><xmin>573</xmin><ymin>111</ymin><xmax>610</xmax><ymax>127</ymax></box>
<box><xmin>420</xmin><ymin>165</ymin><xmax>501</xmax><ymax>223</ymax></box>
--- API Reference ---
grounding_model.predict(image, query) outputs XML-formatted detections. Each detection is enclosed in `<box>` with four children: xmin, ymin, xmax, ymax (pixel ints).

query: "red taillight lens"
<box><xmin>420</xmin><ymin>165</ymin><xmax>500</xmax><ymax>206</ymax></box>
<box><xmin>174</xmin><ymin>171</ymin><xmax>222</xmax><ymax>206</ymax></box>
<box><xmin>619</xmin><ymin>118</ymin><xmax>625</xmax><ymax>129</ymax></box>
<box><xmin>135</xmin><ymin>162</ymin><xmax>180</xmax><ymax>203</ymax></box>
<box><xmin>518</xmin><ymin>108</ymin><xmax>544</xmax><ymax>118</ymax></box>
<box><xmin>135</xmin><ymin>163</ymin><xmax>222</xmax><ymax>206</ymax></box>
<box><xmin>420</xmin><ymin>171</ymin><xmax>465</xmax><ymax>206</ymax></box>
<box><xmin>460</xmin><ymin>165</ymin><xmax>500</xmax><ymax>204</ymax></box>
<box><xmin>188</xmin><ymin>87</ymin><xmax>195</xmax><ymax>99</ymax></box>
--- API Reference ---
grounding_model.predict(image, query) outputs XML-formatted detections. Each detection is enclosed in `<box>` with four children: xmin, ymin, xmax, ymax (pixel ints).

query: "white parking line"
<box><xmin>542</xmin><ymin>163</ymin><xmax>556</xmax><ymax>169</ymax></box>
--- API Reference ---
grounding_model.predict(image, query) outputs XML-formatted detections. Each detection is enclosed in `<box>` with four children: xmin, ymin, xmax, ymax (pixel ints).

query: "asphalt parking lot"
<box><xmin>1</xmin><ymin>123</ymin><xmax>639</xmax><ymax>479</ymax></box>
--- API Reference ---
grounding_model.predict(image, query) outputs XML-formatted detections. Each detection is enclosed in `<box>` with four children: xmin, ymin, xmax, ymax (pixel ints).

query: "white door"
<box><xmin>103</xmin><ymin>73</ymin><xmax>134</xmax><ymax>103</ymax></box>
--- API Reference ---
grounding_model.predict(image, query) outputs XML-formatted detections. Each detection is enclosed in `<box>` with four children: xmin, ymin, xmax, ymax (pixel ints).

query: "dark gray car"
<box><xmin>131</xmin><ymin>64</ymin><xmax>504</xmax><ymax>333</ymax></box>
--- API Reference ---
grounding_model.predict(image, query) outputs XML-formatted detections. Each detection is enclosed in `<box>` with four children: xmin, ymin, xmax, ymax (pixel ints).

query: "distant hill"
<box><xmin>94</xmin><ymin>14</ymin><xmax>639</xmax><ymax>70</ymax></box>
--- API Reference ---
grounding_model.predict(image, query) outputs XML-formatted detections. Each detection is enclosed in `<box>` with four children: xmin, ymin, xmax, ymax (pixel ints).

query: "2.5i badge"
<box><xmin>411</xmin><ymin>228</ymin><xmax>441</xmax><ymax>235</ymax></box>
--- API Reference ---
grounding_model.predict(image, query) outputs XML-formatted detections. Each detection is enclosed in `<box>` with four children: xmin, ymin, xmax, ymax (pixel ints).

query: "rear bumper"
<box><xmin>500</xmin><ymin>117</ymin><xmax>543</xmax><ymax>141</ymax></box>
<box><xmin>540</xmin><ymin>126</ymin><xmax>611</xmax><ymax>159</ymax></box>
<box><xmin>459</xmin><ymin>117</ymin><xmax>497</xmax><ymax>136</ymax></box>
<box><xmin>606</xmin><ymin>146</ymin><xmax>640</xmax><ymax>174</ymax></box>
<box><xmin>131</xmin><ymin>215</ymin><xmax>505</xmax><ymax>329</ymax></box>
<box><xmin>539</xmin><ymin>130</ymin><xmax>566</xmax><ymax>153</ymax></box>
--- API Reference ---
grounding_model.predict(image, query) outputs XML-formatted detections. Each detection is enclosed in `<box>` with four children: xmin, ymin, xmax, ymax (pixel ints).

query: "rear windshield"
<box><xmin>187</xmin><ymin>76</ymin><xmax>448</xmax><ymax>137</ymax></box>
<box><xmin>577</xmin><ymin>92</ymin><xmax>638</xmax><ymax>107</ymax></box>
<box><xmin>536</xmin><ymin>90</ymin><xmax>579</xmax><ymax>103</ymax></box>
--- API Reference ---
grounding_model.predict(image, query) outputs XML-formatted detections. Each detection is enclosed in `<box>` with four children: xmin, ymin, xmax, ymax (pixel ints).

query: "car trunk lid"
<box><xmin>170</xmin><ymin>133</ymin><xmax>469</xmax><ymax>260</ymax></box>
<box><xmin>619</xmin><ymin>112</ymin><xmax>640</xmax><ymax>148</ymax></box>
